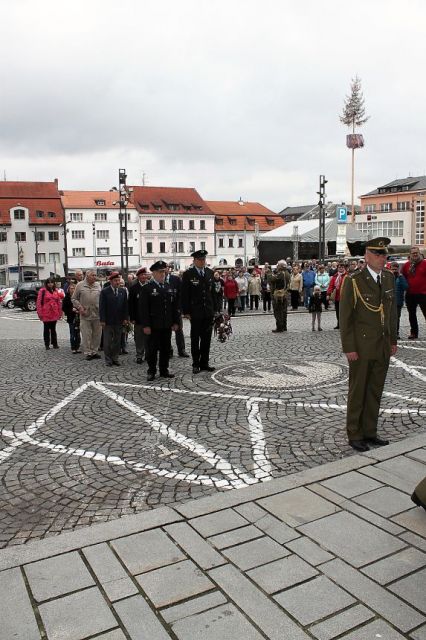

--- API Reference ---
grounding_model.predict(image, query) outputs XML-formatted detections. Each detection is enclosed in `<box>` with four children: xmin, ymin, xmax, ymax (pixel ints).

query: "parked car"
<box><xmin>12</xmin><ymin>281</ymin><xmax>44</xmax><ymax>311</ymax></box>
<box><xmin>1</xmin><ymin>287</ymin><xmax>15</xmax><ymax>308</ymax></box>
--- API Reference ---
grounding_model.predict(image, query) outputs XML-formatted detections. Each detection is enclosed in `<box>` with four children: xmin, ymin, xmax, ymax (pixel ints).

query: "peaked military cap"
<box><xmin>191</xmin><ymin>249</ymin><xmax>208</xmax><ymax>259</ymax></box>
<box><xmin>150</xmin><ymin>260</ymin><xmax>168</xmax><ymax>272</ymax></box>
<box><xmin>364</xmin><ymin>237</ymin><xmax>391</xmax><ymax>254</ymax></box>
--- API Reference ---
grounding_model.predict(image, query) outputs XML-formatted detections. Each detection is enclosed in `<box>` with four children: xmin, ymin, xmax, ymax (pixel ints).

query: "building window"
<box><xmin>72</xmin><ymin>248</ymin><xmax>85</xmax><ymax>257</ymax></box>
<box><xmin>189</xmin><ymin>220</ymin><xmax>195</xmax><ymax>230</ymax></box>
<box><xmin>172</xmin><ymin>220</ymin><xmax>177</xmax><ymax>231</ymax></box>
<box><xmin>189</xmin><ymin>241</ymin><xmax>195</xmax><ymax>253</ymax></box>
<box><xmin>48</xmin><ymin>212</ymin><xmax>56</xmax><ymax>218</ymax></box>
<box><xmin>380</xmin><ymin>203</ymin><xmax>392</xmax><ymax>212</ymax></box>
<box><xmin>36</xmin><ymin>253</ymin><xmax>46</xmax><ymax>264</ymax></box>
<box><xmin>36</xmin><ymin>210</ymin><xmax>44</xmax><ymax>218</ymax></box>
<box><xmin>97</xmin><ymin>247</ymin><xmax>110</xmax><ymax>257</ymax></box>
<box><xmin>0</xmin><ymin>232</ymin><xmax>6</xmax><ymax>242</ymax></box>
<box><xmin>146</xmin><ymin>220</ymin><xmax>152</xmax><ymax>230</ymax></box>
<box><xmin>48</xmin><ymin>231</ymin><xmax>59</xmax><ymax>241</ymax></box>
<box><xmin>218</xmin><ymin>238</ymin><xmax>224</xmax><ymax>248</ymax></box>
<box><xmin>95</xmin><ymin>199</ymin><xmax>105</xmax><ymax>206</ymax></box>
<box><xmin>397</xmin><ymin>201</ymin><xmax>410</xmax><ymax>212</ymax></box>
<box><xmin>96</xmin><ymin>230</ymin><xmax>109</xmax><ymax>240</ymax></box>
<box><xmin>0</xmin><ymin>254</ymin><xmax>7</xmax><ymax>265</ymax></box>
<box><xmin>228</xmin><ymin>238</ymin><xmax>234</xmax><ymax>248</ymax></box>
<box><xmin>49</xmin><ymin>252</ymin><xmax>60</xmax><ymax>263</ymax></box>
<box><xmin>35</xmin><ymin>231</ymin><xmax>45</xmax><ymax>241</ymax></box>
<box><xmin>95</xmin><ymin>212</ymin><xmax>107</xmax><ymax>221</ymax></box>
<box><xmin>15</xmin><ymin>232</ymin><xmax>26</xmax><ymax>242</ymax></box>
<box><xmin>238</xmin><ymin>238</ymin><xmax>243</xmax><ymax>248</ymax></box>
<box><xmin>14</xmin><ymin>209</ymin><xmax>25</xmax><ymax>220</ymax></box>
<box><xmin>159</xmin><ymin>220</ymin><xmax>165</xmax><ymax>230</ymax></box>
<box><xmin>146</xmin><ymin>242</ymin><xmax>153</xmax><ymax>253</ymax></box>
<box><xmin>168</xmin><ymin>204</ymin><xmax>178</xmax><ymax>211</ymax></box>
<box><xmin>200</xmin><ymin>220</ymin><xmax>206</xmax><ymax>230</ymax></box>
<box><xmin>159</xmin><ymin>242</ymin><xmax>166</xmax><ymax>253</ymax></box>
<box><xmin>126</xmin><ymin>247</ymin><xmax>133</xmax><ymax>255</ymax></box>
<box><xmin>365</xmin><ymin>204</ymin><xmax>376</xmax><ymax>213</ymax></box>
<box><xmin>356</xmin><ymin>221</ymin><xmax>404</xmax><ymax>237</ymax></box>
<box><xmin>70</xmin><ymin>212</ymin><xmax>83</xmax><ymax>221</ymax></box>
<box><xmin>126</xmin><ymin>230</ymin><xmax>133</xmax><ymax>239</ymax></box>
<box><xmin>178</xmin><ymin>220</ymin><xmax>184</xmax><ymax>230</ymax></box>
<box><xmin>178</xmin><ymin>242</ymin><xmax>184</xmax><ymax>253</ymax></box>
<box><xmin>415</xmin><ymin>200</ymin><xmax>425</xmax><ymax>245</ymax></box>
<box><xmin>154</xmin><ymin>205</ymin><xmax>162</xmax><ymax>211</ymax></box>
<box><xmin>71</xmin><ymin>230</ymin><xmax>85</xmax><ymax>240</ymax></box>
<box><xmin>200</xmin><ymin>242</ymin><xmax>206</xmax><ymax>251</ymax></box>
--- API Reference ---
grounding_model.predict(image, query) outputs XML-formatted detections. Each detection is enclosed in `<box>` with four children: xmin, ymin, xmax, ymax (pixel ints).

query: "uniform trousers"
<box><xmin>103</xmin><ymin>325</ymin><xmax>122</xmax><ymax>364</ymax></box>
<box><xmin>80</xmin><ymin>318</ymin><xmax>102</xmax><ymax>355</ymax></box>
<box><xmin>172</xmin><ymin>317</ymin><xmax>186</xmax><ymax>354</ymax></box>
<box><xmin>146</xmin><ymin>328</ymin><xmax>172</xmax><ymax>374</ymax></box>
<box><xmin>134</xmin><ymin>324</ymin><xmax>147</xmax><ymax>359</ymax></box>
<box><xmin>272</xmin><ymin>296</ymin><xmax>288</xmax><ymax>331</ymax></box>
<box><xmin>190</xmin><ymin>316</ymin><xmax>213</xmax><ymax>367</ymax></box>
<box><xmin>346</xmin><ymin>355</ymin><xmax>389</xmax><ymax>442</ymax></box>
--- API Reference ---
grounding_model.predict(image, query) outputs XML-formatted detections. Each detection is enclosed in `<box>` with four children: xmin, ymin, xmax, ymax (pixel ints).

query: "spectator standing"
<box><xmin>62</xmin><ymin>282</ymin><xmax>81</xmax><ymax>353</ymax></box>
<box><xmin>308</xmin><ymin>285</ymin><xmax>323</xmax><ymax>331</ymax></box>
<box><xmin>36</xmin><ymin>277</ymin><xmax>63</xmax><ymax>350</ymax></box>
<box><xmin>390</xmin><ymin>262</ymin><xmax>409</xmax><ymax>339</ymax></box>
<box><xmin>315</xmin><ymin>265</ymin><xmax>330</xmax><ymax>309</ymax></box>
<box><xmin>302</xmin><ymin>264</ymin><xmax>316</xmax><ymax>308</ymax></box>
<box><xmin>327</xmin><ymin>263</ymin><xmax>348</xmax><ymax>329</ymax></box>
<box><xmin>269</xmin><ymin>260</ymin><xmax>291</xmax><ymax>332</ymax></box>
<box><xmin>261</xmin><ymin>269</ymin><xmax>272</xmax><ymax>312</ymax></box>
<box><xmin>235</xmin><ymin>270</ymin><xmax>248</xmax><ymax>312</ymax></box>
<box><xmin>72</xmin><ymin>270</ymin><xmax>102</xmax><ymax>361</ymax></box>
<box><xmin>128</xmin><ymin>267</ymin><xmax>150</xmax><ymax>363</ymax></box>
<box><xmin>99</xmin><ymin>272</ymin><xmax>129</xmax><ymax>367</ymax></box>
<box><xmin>248</xmin><ymin>271</ymin><xmax>261</xmax><ymax>310</ymax></box>
<box><xmin>289</xmin><ymin>266</ymin><xmax>303</xmax><ymax>310</ymax></box>
<box><xmin>223</xmin><ymin>274</ymin><xmax>239</xmax><ymax>316</ymax></box>
<box><xmin>401</xmin><ymin>246</ymin><xmax>426</xmax><ymax>339</ymax></box>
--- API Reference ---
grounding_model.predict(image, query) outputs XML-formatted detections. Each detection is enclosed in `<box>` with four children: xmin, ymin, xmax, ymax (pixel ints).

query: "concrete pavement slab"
<box><xmin>341</xmin><ymin>619</ymin><xmax>410</xmax><ymax>639</ymax></box>
<box><xmin>164</xmin><ymin>521</ymin><xmax>225</xmax><ymax>569</ymax></box>
<box><xmin>392</xmin><ymin>507</ymin><xmax>426</xmax><ymax>536</ymax></box>
<box><xmin>160</xmin><ymin>591</ymin><xmax>227</xmax><ymax>624</ymax></box>
<box><xmin>309</xmin><ymin>604</ymin><xmax>374</xmax><ymax>640</ymax></box>
<box><xmin>221</xmin><ymin>535</ymin><xmax>289</xmax><ymax>570</ymax></box>
<box><xmin>188</xmin><ymin>508</ymin><xmax>248</xmax><ymax>537</ymax></box>
<box><xmin>284</xmin><ymin>536</ymin><xmax>334</xmax><ymax>565</ymax></box>
<box><xmin>113</xmin><ymin>595</ymin><xmax>172</xmax><ymax>640</ymax></box>
<box><xmin>360</xmin><ymin>456</ymin><xmax>426</xmax><ymax>493</ymax></box>
<box><xmin>411</xmin><ymin>625</ymin><xmax>426</xmax><ymax>640</ymax></box>
<box><xmin>170</xmin><ymin>603</ymin><xmax>264</xmax><ymax>640</ymax></box>
<box><xmin>319</xmin><ymin>470</ymin><xmax>383</xmax><ymax>498</ymax></box>
<box><xmin>389</xmin><ymin>567</ymin><xmax>426</xmax><ymax>613</ymax></box>
<box><xmin>111</xmin><ymin>529</ymin><xmax>185</xmax><ymax>575</ymax></box>
<box><xmin>258</xmin><ymin>486</ymin><xmax>338</xmax><ymax>526</ymax></box>
<box><xmin>0</xmin><ymin>567</ymin><xmax>40</xmax><ymax>640</ymax></box>
<box><xmin>247</xmin><ymin>553</ymin><xmax>318</xmax><ymax>593</ymax></box>
<box><xmin>207</xmin><ymin>524</ymin><xmax>263</xmax><ymax>549</ymax></box>
<box><xmin>24</xmin><ymin>550</ymin><xmax>94</xmax><ymax>602</ymax></box>
<box><xmin>83</xmin><ymin>542</ymin><xmax>139</xmax><ymax>601</ymax></box>
<box><xmin>361</xmin><ymin>547</ymin><xmax>426</xmax><ymax>584</ymax></box>
<box><xmin>352</xmin><ymin>485</ymin><xmax>414</xmax><ymax>516</ymax></box>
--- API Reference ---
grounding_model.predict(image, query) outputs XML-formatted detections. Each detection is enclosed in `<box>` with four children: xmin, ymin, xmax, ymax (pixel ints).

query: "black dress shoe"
<box><xmin>121</xmin><ymin>349</ymin><xmax>128</xmax><ymax>355</ymax></box>
<box><xmin>136</xmin><ymin>357</ymin><xmax>143</xmax><ymax>364</ymax></box>
<box><xmin>160</xmin><ymin>372</ymin><xmax>175</xmax><ymax>378</ymax></box>
<box><xmin>411</xmin><ymin>491</ymin><xmax>426</xmax><ymax>511</ymax></box>
<box><xmin>85</xmin><ymin>354</ymin><xmax>93</xmax><ymax>360</ymax></box>
<box><xmin>147</xmin><ymin>373</ymin><xmax>155</xmax><ymax>381</ymax></box>
<box><xmin>365</xmin><ymin>436</ymin><xmax>389</xmax><ymax>446</ymax></box>
<box><xmin>106</xmin><ymin>362</ymin><xmax>113</xmax><ymax>367</ymax></box>
<box><xmin>349</xmin><ymin>440</ymin><xmax>370</xmax><ymax>452</ymax></box>
<box><xmin>112</xmin><ymin>361</ymin><xmax>121</xmax><ymax>366</ymax></box>
<box><xmin>192</xmin><ymin>366</ymin><xmax>200</xmax><ymax>374</ymax></box>
<box><xmin>178</xmin><ymin>351</ymin><xmax>190</xmax><ymax>358</ymax></box>
<box><xmin>200</xmin><ymin>365</ymin><xmax>215</xmax><ymax>372</ymax></box>
<box><xmin>92</xmin><ymin>353</ymin><xmax>102</xmax><ymax>359</ymax></box>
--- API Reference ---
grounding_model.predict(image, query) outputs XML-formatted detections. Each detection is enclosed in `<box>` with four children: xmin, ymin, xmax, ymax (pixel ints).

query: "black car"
<box><xmin>13</xmin><ymin>281</ymin><xmax>44</xmax><ymax>311</ymax></box>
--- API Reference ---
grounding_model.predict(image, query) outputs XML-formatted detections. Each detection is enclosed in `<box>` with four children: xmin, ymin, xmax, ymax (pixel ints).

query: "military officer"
<box><xmin>340</xmin><ymin>237</ymin><xmax>397</xmax><ymax>452</ymax></box>
<box><xmin>181</xmin><ymin>249</ymin><xmax>215</xmax><ymax>374</ymax></box>
<box><xmin>140</xmin><ymin>261</ymin><xmax>180</xmax><ymax>381</ymax></box>
<box><xmin>128</xmin><ymin>266</ymin><xmax>150</xmax><ymax>363</ymax></box>
<box><xmin>269</xmin><ymin>260</ymin><xmax>291</xmax><ymax>332</ymax></box>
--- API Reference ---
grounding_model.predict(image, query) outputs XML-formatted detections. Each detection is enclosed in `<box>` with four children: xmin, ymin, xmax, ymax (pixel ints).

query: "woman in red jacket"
<box><xmin>223</xmin><ymin>275</ymin><xmax>239</xmax><ymax>317</ymax></box>
<box><xmin>327</xmin><ymin>263</ymin><xmax>348</xmax><ymax>329</ymax></box>
<box><xmin>36</xmin><ymin>278</ymin><xmax>64</xmax><ymax>349</ymax></box>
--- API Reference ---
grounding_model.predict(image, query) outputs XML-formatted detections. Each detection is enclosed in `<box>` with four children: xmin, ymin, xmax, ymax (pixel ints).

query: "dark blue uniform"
<box><xmin>181</xmin><ymin>266</ymin><xmax>215</xmax><ymax>369</ymax></box>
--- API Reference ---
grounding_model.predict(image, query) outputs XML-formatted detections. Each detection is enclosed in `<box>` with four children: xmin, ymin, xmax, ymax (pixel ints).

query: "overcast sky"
<box><xmin>1</xmin><ymin>0</ymin><xmax>425</xmax><ymax>211</ymax></box>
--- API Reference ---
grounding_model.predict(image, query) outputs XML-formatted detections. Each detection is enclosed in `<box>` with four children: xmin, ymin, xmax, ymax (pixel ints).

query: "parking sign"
<box><xmin>337</xmin><ymin>206</ymin><xmax>347</xmax><ymax>223</ymax></box>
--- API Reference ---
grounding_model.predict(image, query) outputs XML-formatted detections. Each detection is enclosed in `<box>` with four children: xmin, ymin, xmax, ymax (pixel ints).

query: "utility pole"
<box><xmin>317</xmin><ymin>175</ymin><xmax>328</xmax><ymax>261</ymax></box>
<box><xmin>119</xmin><ymin>169</ymin><xmax>131</xmax><ymax>276</ymax></box>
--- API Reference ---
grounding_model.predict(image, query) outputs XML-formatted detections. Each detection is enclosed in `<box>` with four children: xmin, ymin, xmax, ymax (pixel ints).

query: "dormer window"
<box><xmin>228</xmin><ymin>217</ymin><xmax>237</xmax><ymax>225</ymax></box>
<box><xmin>95</xmin><ymin>199</ymin><xmax>106</xmax><ymax>206</ymax></box>
<box><xmin>266</xmin><ymin>218</ymin><xmax>275</xmax><ymax>226</ymax></box>
<box><xmin>14</xmin><ymin>209</ymin><xmax>25</xmax><ymax>220</ymax></box>
<box><xmin>48</xmin><ymin>211</ymin><xmax>56</xmax><ymax>218</ymax></box>
<box><xmin>36</xmin><ymin>210</ymin><xmax>44</xmax><ymax>218</ymax></box>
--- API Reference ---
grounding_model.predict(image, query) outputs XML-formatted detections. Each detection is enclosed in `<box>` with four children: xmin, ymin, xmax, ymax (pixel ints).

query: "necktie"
<box><xmin>200</xmin><ymin>269</ymin><xmax>204</xmax><ymax>277</ymax></box>
<box><xmin>376</xmin><ymin>275</ymin><xmax>381</xmax><ymax>288</ymax></box>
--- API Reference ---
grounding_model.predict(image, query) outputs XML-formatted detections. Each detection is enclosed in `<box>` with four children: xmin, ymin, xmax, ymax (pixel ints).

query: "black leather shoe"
<box><xmin>200</xmin><ymin>365</ymin><xmax>215</xmax><ymax>372</ymax></box>
<box><xmin>349</xmin><ymin>440</ymin><xmax>370</xmax><ymax>452</ymax></box>
<box><xmin>411</xmin><ymin>491</ymin><xmax>426</xmax><ymax>510</ymax></box>
<box><xmin>192</xmin><ymin>366</ymin><xmax>200</xmax><ymax>374</ymax></box>
<box><xmin>85</xmin><ymin>354</ymin><xmax>93</xmax><ymax>360</ymax></box>
<box><xmin>106</xmin><ymin>362</ymin><xmax>113</xmax><ymax>367</ymax></box>
<box><xmin>92</xmin><ymin>353</ymin><xmax>101</xmax><ymax>359</ymax></box>
<box><xmin>178</xmin><ymin>351</ymin><xmax>190</xmax><ymax>358</ymax></box>
<box><xmin>121</xmin><ymin>349</ymin><xmax>128</xmax><ymax>355</ymax></box>
<box><xmin>365</xmin><ymin>436</ymin><xmax>389</xmax><ymax>446</ymax></box>
<box><xmin>112</xmin><ymin>361</ymin><xmax>121</xmax><ymax>366</ymax></box>
<box><xmin>160</xmin><ymin>372</ymin><xmax>175</xmax><ymax>378</ymax></box>
<box><xmin>136</xmin><ymin>358</ymin><xmax>143</xmax><ymax>364</ymax></box>
<box><xmin>147</xmin><ymin>373</ymin><xmax>155</xmax><ymax>381</ymax></box>
<box><xmin>271</xmin><ymin>329</ymin><xmax>283</xmax><ymax>333</ymax></box>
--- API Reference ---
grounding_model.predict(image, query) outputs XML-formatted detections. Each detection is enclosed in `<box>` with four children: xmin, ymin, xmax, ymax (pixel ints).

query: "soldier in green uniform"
<box><xmin>269</xmin><ymin>260</ymin><xmax>291</xmax><ymax>333</ymax></box>
<box><xmin>339</xmin><ymin>237</ymin><xmax>397</xmax><ymax>452</ymax></box>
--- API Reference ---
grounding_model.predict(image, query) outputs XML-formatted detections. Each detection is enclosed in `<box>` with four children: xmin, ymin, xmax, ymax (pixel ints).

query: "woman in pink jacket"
<box><xmin>36</xmin><ymin>278</ymin><xmax>63</xmax><ymax>349</ymax></box>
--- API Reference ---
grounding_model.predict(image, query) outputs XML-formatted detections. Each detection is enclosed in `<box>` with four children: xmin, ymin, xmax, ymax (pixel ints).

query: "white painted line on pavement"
<box><xmin>391</xmin><ymin>355</ymin><xmax>426</xmax><ymax>383</ymax></box>
<box><xmin>384</xmin><ymin>391</ymin><xmax>426</xmax><ymax>404</ymax></box>
<box><xmin>246</xmin><ymin>399</ymin><xmax>273</xmax><ymax>480</ymax></box>
<box><xmin>397</xmin><ymin>345</ymin><xmax>426</xmax><ymax>351</ymax></box>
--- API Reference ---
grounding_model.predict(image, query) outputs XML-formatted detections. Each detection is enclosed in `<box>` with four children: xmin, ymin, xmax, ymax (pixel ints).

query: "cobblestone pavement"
<box><xmin>0</xmin><ymin>305</ymin><xmax>425</xmax><ymax>549</ymax></box>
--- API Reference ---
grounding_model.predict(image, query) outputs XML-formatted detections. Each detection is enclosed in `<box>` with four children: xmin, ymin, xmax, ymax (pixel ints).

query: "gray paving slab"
<box><xmin>321</xmin><ymin>558</ymin><xmax>425</xmax><ymax>632</ymax></box>
<box><xmin>0</xmin><ymin>567</ymin><xmax>40</xmax><ymax>640</ymax></box>
<box><xmin>274</xmin><ymin>575</ymin><xmax>355</xmax><ymax>626</ymax></box>
<box><xmin>234</xmin><ymin>502</ymin><xmax>301</xmax><ymax>542</ymax></box>
<box><xmin>362</xmin><ymin>547</ymin><xmax>426</xmax><ymax>584</ymax></box>
<box><xmin>309</xmin><ymin>604</ymin><xmax>374</xmax><ymax>640</ymax></box>
<box><xmin>363</xmin><ymin>434</ymin><xmax>426</xmax><ymax>461</ymax></box>
<box><xmin>161</xmin><ymin>591</ymin><xmax>227</xmax><ymax>624</ymax></box>
<box><xmin>411</xmin><ymin>624</ymin><xmax>426</xmax><ymax>640</ymax></box>
<box><xmin>247</xmin><ymin>553</ymin><xmax>318</xmax><ymax>593</ymax></box>
<box><xmin>96</xmin><ymin>631</ymin><xmax>127</xmax><ymax>640</ymax></box>
<box><xmin>114</xmin><ymin>595</ymin><xmax>171</xmax><ymax>640</ymax></box>
<box><xmin>258</xmin><ymin>487</ymin><xmax>338</xmax><ymax>526</ymax></box>
<box><xmin>341</xmin><ymin>619</ymin><xmax>410</xmax><ymax>639</ymax></box>
<box><xmin>189</xmin><ymin>508</ymin><xmax>249</xmax><ymax>537</ymax></box>
<box><xmin>208</xmin><ymin>564</ymin><xmax>311</xmax><ymax>640</ymax></box>
<box><xmin>360</xmin><ymin>456</ymin><xmax>426</xmax><ymax>493</ymax></box>
<box><xmin>171</xmin><ymin>603</ymin><xmax>264</xmax><ymax>640</ymax></box>
<box><xmin>392</xmin><ymin>507</ymin><xmax>426</xmax><ymax>536</ymax></box>
<box><xmin>407</xmin><ymin>448</ymin><xmax>426</xmax><ymax>464</ymax></box>
<box><xmin>319</xmin><ymin>470</ymin><xmax>383</xmax><ymax>498</ymax></box>
<box><xmin>221</xmin><ymin>535</ymin><xmax>290</xmax><ymax>570</ymax></box>
<box><xmin>208</xmin><ymin>524</ymin><xmax>263</xmax><ymax>549</ymax></box>
<box><xmin>39</xmin><ymin>587</ymin><xmax>117</xmax><ymax>640</ymax></box>
<box><xmin>389</xmin><ymin>567</ymin><xmax>426</xmax><ymax>613</ymax></box>
<box><xmin>83</xmin><ymin>542</ymin><xmax>139</xmax><ymax>601</ymax></box>
<box><xmin>298</xmin><ymin>510</ymin><xmax>406</xmax><ymax>567</ymax></box>
<box><xmin>24</xmin><ymin>551</ymin><xmax>94</xmax><ymax>602</ymax></box>
<box><xmin>353</xmin><ymin>485</ymin><xmax>414</xmax><ymax>517</ymax></box>
<box><xmin>136</xmin><ymin>559</ymin><xmax>214</xmax><ymax>608</ymax></box>
<box><xmin>285</xmin><ymin>536</ymin><xmax>334</xmax><ymax>565</ymax></box>
<box><xmin>164</xmin><ymin>522</ymin><xmax>225</xmax><ymax>569</ymax></box>
<box><xmin>111</xmin><ymin>529</ymin><xmax>185</xmax><ymax>575</ymax></box>
<box><xmin>401</xmin><ymin>531</ymin><xmax>426</xmax><ymax>552</ymax></box>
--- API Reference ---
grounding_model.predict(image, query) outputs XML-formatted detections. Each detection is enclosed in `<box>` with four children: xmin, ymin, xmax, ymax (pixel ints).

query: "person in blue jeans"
<box><xmin>390</xmin><ymin>262</ymin><xmax>408</xmax><ymax>339</ymax></box>
<box><xmin>302</xmin><ymin>265</ymin><xmax>316</xmax><ymax>308</ymax></box>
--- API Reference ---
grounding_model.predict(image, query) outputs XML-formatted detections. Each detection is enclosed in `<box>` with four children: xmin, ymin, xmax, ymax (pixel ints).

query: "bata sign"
<box><xmin>96</xmin><ymin>260</ymin><xmax>115</xmax><ymax>266</ymax></box>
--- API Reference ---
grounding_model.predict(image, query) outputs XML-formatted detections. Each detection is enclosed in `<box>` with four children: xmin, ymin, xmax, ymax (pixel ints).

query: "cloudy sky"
<box><xmin>1</xmin><ymin>0</ymin><xmax>425</xmax><ymax>211</ymax></box>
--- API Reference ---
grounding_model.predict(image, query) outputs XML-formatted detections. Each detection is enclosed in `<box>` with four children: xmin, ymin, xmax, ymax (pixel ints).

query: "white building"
<box><xmin>61</xmin><ymin>191</ymin><xmax>140</xmax><ymax>274</ymax></box>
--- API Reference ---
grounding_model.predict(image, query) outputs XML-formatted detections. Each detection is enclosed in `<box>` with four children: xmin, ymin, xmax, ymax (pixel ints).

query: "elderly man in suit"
<box><xmin>99</xmin><ymin>272</ymin><xmax>129</xmax><ymax>367</ymax></box>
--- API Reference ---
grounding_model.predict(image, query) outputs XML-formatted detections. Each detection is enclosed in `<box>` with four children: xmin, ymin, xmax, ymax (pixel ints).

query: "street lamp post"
<box><xmin>118</xmin><ymin>168</ymin><xmax>132</xmax><ymax>276</ymax></box>
<box><xmin>317</xmin><ymin>175</ymin><xmax>328</xmax><ymax>261</ymax></box>
<box><xmin>33</xmin><ymin>226</ymin><xmax>40</xmax><ymax>280</ymax></box>
<box><xmin>16</xmin><ymin>240</ymin><xmax>23</xmax><ymax>282</ymax></box>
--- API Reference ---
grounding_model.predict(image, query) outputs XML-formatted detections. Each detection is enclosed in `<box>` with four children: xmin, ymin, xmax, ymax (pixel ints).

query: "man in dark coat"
<box><xmin>140</xmin><ymin>261</ymin><xmax>180</xmax><ymax>381</ymax></box>
<box><xmin>99</xmin><ymin>272</ymin><xmax>129</xmax><ymax>366</ymax></box>
<box><xmin>128</xmin><ymin>267</ymin><xmax>150</xmax><ymax>363</ymax></box>
<box><xmin>340</xmin><ymin>237</ymin><xmax>397</xmax><ymax>452</ymax></box>
<box><xmin>181</xmin><ymin>250</ymin><xmax>215</xmax><ymax>374</ymax></box>
<box><xmin>166</xmin><ymin>263</ymin><xmax>189</xmax><ymax>358</ymax></box>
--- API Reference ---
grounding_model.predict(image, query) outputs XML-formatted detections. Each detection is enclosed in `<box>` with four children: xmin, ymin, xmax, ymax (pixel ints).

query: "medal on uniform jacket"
<box><xmin>151</xmin><ymin>289</ymin><xmax>159</xmax><ymax>296</ymax></box>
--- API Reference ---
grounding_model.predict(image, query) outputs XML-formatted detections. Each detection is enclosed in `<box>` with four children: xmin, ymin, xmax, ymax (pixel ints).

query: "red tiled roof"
<box><xmin>206</xmin><ymin>200</ymin><xmax>281</xmax><ymax>232</ymax></box>
<box><xmin>61</xmin><ymin>191</ymin><xmax>135</xmax><ymax>209</ymax></box>
<box><xmin>0</xmin><ymin>181</ymin><xmax>64</xmax><ymax>225</ymax></box>
<box><xmin>206</xmin><ymin>200</ymin><xmax>277</xmax><ymax>216</ymax></box>
<box><xmin>0</xmin><ymin>180</ymin><xmax>60</xmax><ymax>199</ymax></box>
<box><xmin>131</xmin><ymin>186</ymin><xmax>214</xmax><ymax>215</ymax></box>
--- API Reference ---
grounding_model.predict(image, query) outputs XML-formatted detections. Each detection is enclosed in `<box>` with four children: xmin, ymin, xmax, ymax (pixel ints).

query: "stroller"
<box><xmin>213</xmin><ymin>311</ymin><xmax>233</xmax><ymax>343</ymax></box>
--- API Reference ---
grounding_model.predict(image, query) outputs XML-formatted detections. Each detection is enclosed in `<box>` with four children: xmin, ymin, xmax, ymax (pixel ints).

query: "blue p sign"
<box><xmin>337</xmin><ymin>207</ymin><xmax>347</xmax><ymax>223</ymax></box>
